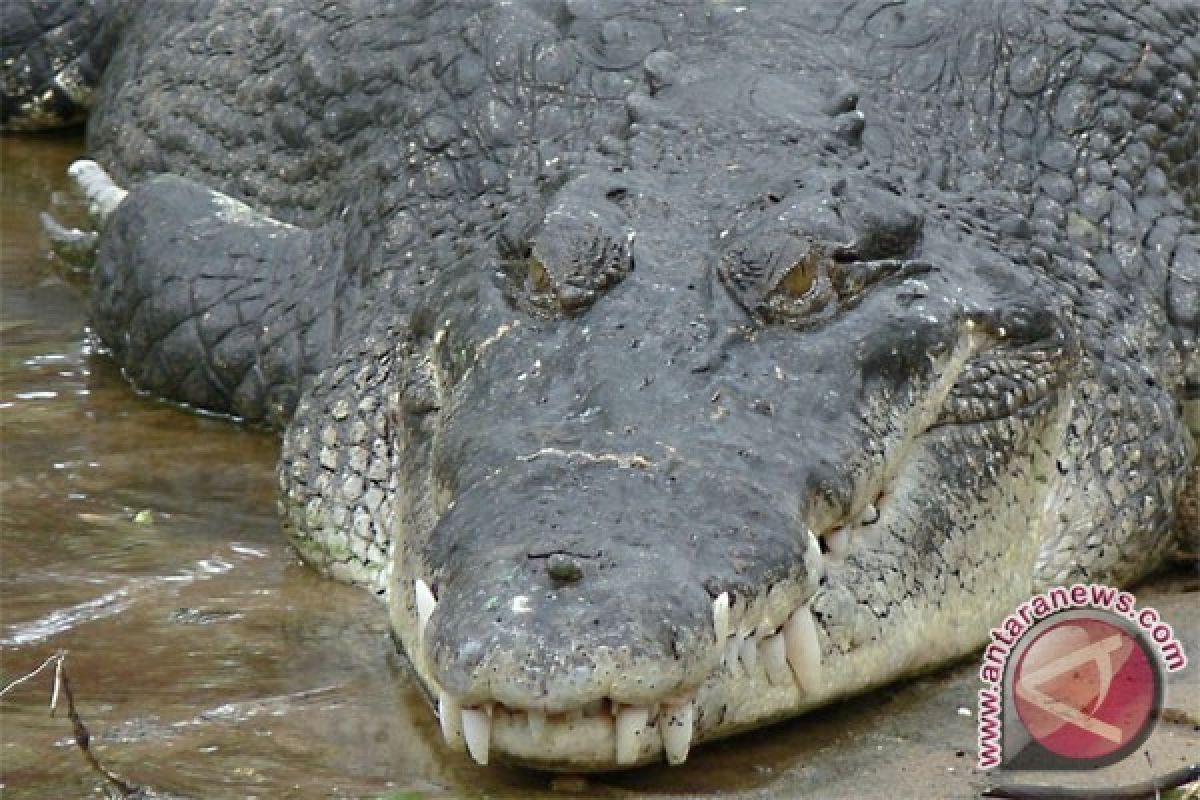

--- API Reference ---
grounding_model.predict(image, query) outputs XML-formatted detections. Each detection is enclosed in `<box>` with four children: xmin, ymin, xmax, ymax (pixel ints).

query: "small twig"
<box><xmin>50</xmin><ymin>654</ymin><xmax>64</xmax><ymax>713</ymax></box>
<box><xmin>984</xmin><ymin>764</ymin><xmax>1200</xmax><ymax>800</ymax></box>
<box><xmin>59</xmin><ymin>669</ymin><xmax>140</xmax><ymax>797</ymax></box>
<box><xmin>0</xmin><ymin>651</ymin><xmax>66</xmax><ymax>700</ymax></box>
<box><xmin>2</xmin><ymin>651</ymin><xmax>141</xmax><ymax>797</ymax></box>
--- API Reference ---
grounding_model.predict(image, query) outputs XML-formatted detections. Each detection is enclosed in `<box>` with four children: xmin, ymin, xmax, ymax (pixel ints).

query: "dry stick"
<box><xmin>58</xmin><ymin>669</ymin><xmax>140</xmax><ymax>797</ymax></box>
<box><xmin>0</xmin><ymin>652</ymin><xmax>64</xmax><ymax>699</ymax></box>
<box><xmin>2</xmin><ymin>652</ymin><xmax>140</xmax><ymax>798</ymax></box>
<box><xmin>984</xmin><ymin>763</ymin><xmax>1200</xmax><ymax>800</ymax></box>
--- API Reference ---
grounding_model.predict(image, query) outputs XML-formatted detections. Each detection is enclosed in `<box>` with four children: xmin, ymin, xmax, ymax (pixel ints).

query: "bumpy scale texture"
<box><xmin>10</xmin><ymin>0</ymin><xmax>1198</xmax><ymax>770</ymax></box>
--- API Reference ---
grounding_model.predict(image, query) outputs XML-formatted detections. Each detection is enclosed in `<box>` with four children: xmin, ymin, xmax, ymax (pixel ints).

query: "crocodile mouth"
<box><xmin>386</xmin><ymin>314</ymin><xmax>1076</xmax><ymax>770</ymax></box>
<box><xmin>412</xmin><ymin>582</ymin><xmax>823</xmax><ymax>768</ymax></box>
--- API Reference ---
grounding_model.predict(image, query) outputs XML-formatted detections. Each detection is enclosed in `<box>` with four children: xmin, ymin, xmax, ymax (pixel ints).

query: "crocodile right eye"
<box><xmin>719</xmin><ymin>170</ymin><xmax>928</xmax><ymax>327</ymax></box>
<box><xmin>776</xmin><ymin>255</ymin><xmax>819</xmax><ymax>299</ymax></box>
<box><xmin>718</xmin><ymin>232</ymin><xmax>837</xmax><ymax>327</ymax></box>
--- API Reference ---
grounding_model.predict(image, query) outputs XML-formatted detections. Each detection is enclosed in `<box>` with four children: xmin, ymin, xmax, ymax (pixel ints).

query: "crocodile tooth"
<box><xmin>712</xmin><ymin>591</ymin><xmax>731</xmax><ymax>642</ymax></box>
<box><xmin>783</xmin><ymin>604</ymin><xmax>822</xmax><ymax>693</ymax></box>
<box><xmin>527</xmin><ymin>710</ymin><xmax>547</xmax><ymax>742</ymax></box>
<box><xmin>415</xmin><ymin>578</ymin><xmax>436</xmax><ymax>644</ymax></box>
<box><xmin>723</xmin><ymin>636</ymin><xmax>740</xmax><ymax>670</ymax></box>
<box><xmin>761</xmin><ymin>633</ymin><xmax>791</xmax><ymax>686</ymax></box>
<box><xmin>438</xmin><ymin>690</ymin><xmax>464</xmax><ymax>748</ymax></box>
<box><xmin>739</xmin><ymin>633</ymin><xmax>759</xmax><ymax>674</ymax></box>
<box><xmin>461</xmin><ymin>706</ymin><xmax>492</xmax><ymax>765</ymax></box>
<box><xmin>826</xmin><ymin>527</ymin><xmax>850</xmax><ymax>557</ymax></box>
<box><xmin>615</xmin><ymin>705</ymin><xmax>650</xmax><ymax>765</ymax></box>
<box><xmin>660</xmin><ymin>700</ymin><xmax>694</xmax><ymax>765</ymax></box>
<box><xmin>806</xmin><ymin>528</ymin><xmax>825</xmax><ymax>572</ymax></box>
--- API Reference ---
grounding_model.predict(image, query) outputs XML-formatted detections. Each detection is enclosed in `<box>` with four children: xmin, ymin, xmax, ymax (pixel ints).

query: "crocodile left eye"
<box><xmin>719</xmin><ymin>232</ymin><xmax>837</xmax><ymax>326</ymax></box>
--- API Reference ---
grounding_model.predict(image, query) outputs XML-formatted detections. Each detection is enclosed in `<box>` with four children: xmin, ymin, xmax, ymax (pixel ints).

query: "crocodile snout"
<box><xmin>392</xmin><ymin>459</ymin><xmax>824</xmax><ymax>766</ymax></box>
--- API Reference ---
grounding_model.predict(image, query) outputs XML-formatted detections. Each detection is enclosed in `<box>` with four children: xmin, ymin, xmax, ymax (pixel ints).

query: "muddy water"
<box><xmin>1</xmin><ymin>135</ymin><xmax>1196</xmax><ymax>800</ymax></box>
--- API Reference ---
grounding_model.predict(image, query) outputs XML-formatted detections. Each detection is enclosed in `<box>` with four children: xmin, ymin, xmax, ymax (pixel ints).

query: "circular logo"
<box><xmin>1012</xmin><ymin>614</ymin><xmax>1160</xmax><ymax>766</ymax></box>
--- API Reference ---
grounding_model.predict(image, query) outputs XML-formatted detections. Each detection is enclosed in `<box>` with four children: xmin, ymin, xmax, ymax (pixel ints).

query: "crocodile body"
<box><xmin>7</xmin><ymin>0</ymin><xmax>1198</xmax><ymax>770</ymax></box>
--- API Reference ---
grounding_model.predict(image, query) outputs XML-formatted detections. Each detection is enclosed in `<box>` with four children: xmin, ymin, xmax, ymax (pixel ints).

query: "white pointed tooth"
<box><xmin>528</xmin><ymin>710</ymin><xmax>547</xmax><ymax>742</ymax></box>
<box><xmin>826</xmin><ymin>527</ymin><xmax>850</xmax><ymax>557</ymax></box>
<box><xmin>415</xmin><ymin>579</ymin><xmax>437</xmax><ymax>644</ymax></box>
<box><xmin>783</xmin><ymin>604</ymin><xmax>822</xmax><ymax>693</ymax></box>
<box><xmin>739</xmin><ymin>633</ymin><xmax>759</xmax><ymax>674</ymax></box>
<box><xmin>806</xmin><ymin>528</ymin><xmax>821</xmax><ymax>553</ymax></box>
<box><xmin>615</xmin><ymin>705</ymin><xmax>650</xmax><ymax>765</ymax></box>
<box><xmin>438</xmin><ymin>690</ymin><xmax>464</xmax><ymax>748</ymax></box>
<box><xmin>712</xmin><ymin>591</ymin><xmax>731</xmax><ymax>642</ymax></box>
<box><xmin>761</xmin><ymin>633</ymin><xmax>791</xmax><ymax>686</ymax></box>
<box><xmin>660</xmin><ymin>701</ymin><xmax>695</xmax><ymax>765</ymax></box>
<box><xmin>805</xmin><ymin>528</ymin><xmax>827</xmax><ymax>578</ymax></box>
<box><xmin>860</xmin><ymin>502</ymin><xmax>880</xmax><ymax>525</ymax></box>
<box><xmin>461</xmin><ymin>706</ymin><xmax>492</xmax><ymax>765</ymax></box>
<box><xmin>723</xmin><ymin>637</ymin><xmax>740</xmax><ymax>670</ymax></box>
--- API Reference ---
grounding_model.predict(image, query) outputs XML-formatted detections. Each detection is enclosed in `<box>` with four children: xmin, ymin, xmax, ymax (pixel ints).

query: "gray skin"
<box><xmin>0</xmin><ymin>0</ymin><xmax>115</xmax><ymax>130</ymax></box>
<box><xmin>9</xmin><ymin>0</ymin><xmax>1199</xmax><ymax>771</ymax></box>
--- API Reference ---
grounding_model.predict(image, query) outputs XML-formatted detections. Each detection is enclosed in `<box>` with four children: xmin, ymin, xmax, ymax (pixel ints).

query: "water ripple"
<box><xmin>1</xmin><ymin>545</ymin><xmax>269</xmax><ymax>647</ymax></box>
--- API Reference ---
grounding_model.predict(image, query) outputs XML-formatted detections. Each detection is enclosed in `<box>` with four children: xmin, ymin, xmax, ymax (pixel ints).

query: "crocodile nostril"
<box><xmin>546</xmin><ymin>554</ymin><xmax>584</xmax><ymax>585</ymax></box>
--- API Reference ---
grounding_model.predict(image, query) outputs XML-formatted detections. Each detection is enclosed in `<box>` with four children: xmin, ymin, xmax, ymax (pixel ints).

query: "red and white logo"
<box><xmin>1011</xmin><ymin>615</ymin><xmax>1158</xmax><ymax>765</ymax></box>
<box><xmin>976</xmin><ymin>584</ymin><xmax>1186</xmax><ymax>773</ymax></box>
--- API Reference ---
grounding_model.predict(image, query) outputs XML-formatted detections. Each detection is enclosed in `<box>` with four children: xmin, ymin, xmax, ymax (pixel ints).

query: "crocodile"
<box><xmin>5</xmin><ymin>0</ymin><xmax>1197</xmax><ymax>771</ymax></box>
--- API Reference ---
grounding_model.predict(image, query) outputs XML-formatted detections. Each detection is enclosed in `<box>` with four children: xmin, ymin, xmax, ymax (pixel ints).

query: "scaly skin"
<box><xmin>12</xmin><ymin>0</ymin><xmax>1199</xmax><ymax>771</ymax></box>
<box><xmin>0</xmin><ymin>0</ymin><xmax>116</xmax><ymax>130</ymax></box>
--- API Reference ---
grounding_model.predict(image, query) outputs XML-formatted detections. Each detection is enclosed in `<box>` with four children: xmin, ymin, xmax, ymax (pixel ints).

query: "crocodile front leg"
<box><xmin>73</xmin><ymin>160</ymin><xmax>342</xmax><ymax>428</ymax></box>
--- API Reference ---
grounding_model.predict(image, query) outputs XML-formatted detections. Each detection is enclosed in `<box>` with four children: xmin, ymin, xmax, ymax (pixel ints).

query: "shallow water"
<box><xmin>1</xmin><ymin>135</ymin><xmax>1196</xmax><ymax>800</ymax></box>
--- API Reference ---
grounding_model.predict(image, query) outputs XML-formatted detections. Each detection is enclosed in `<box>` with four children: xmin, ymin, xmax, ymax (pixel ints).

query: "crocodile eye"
<box><xmin>718</xmin><ymin>233</ymin><xmax>836</xmax><ymax>326</ymax></box>
<box><xmin>503</xmin><ymin>221</ymin><xmax>634</xmax><ymax>316</ymax></box>
<box><xmin>525</xmin><ymin>257</ymin><xmax>554</xmax><ymax>293</ymax></box>
<box><xmin>505</xmin><ymin>255</ymin><xmax>569</xmax><ymax>309</ymax></box>
<box><xmin>719</xmin><ymin>170</ymin><xmax>930</xmax><ymax>327</ymax></box>
<box><xmin>759</xmin><ymin>252</ymin><xmax>834</xmax><ymax>325</ymax></box>
<box><xmin>777</xmin><ymin>256</ymin><xmax>819</xmax><ymax>298</ymax></box>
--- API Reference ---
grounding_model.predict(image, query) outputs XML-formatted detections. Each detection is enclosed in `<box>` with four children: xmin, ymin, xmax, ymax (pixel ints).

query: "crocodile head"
<box><xmin>359</xmin><ymin>154</ymin><xmax>1082</xmax><ymax>767</ymax></box>
<box><xmin>267</xmin><ymin>1</ymin><xmax>1198</xmax><ymax>770</ymax></box>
